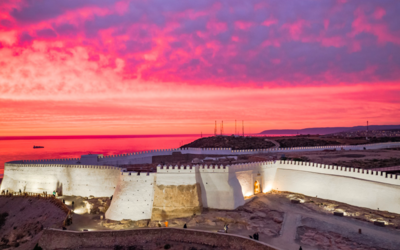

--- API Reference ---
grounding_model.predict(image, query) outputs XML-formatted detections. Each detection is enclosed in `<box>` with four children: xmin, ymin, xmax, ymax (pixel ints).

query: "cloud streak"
<box><xmin>0</xmin><ymin>0</ymin><xmax>399</xmax><ymax>134</ymax></box>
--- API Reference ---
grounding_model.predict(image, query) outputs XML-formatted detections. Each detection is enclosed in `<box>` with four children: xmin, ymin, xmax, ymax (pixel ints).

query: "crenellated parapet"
<box><xmin>23</xmin><ymin>158</ymin><xmax>80</xmax><ymax>164</ymax></box>
<box><xmin>276</xmin><ymin>160</ymin><xmax>400</xmax><ymax>186</ymax></box>
<box><xmin>3</xmin><ymin>142</ymin><xmax>400</xmax><ymax>220</ymax></box>
<box><xmin>156</xmin><ymin>165</ymin><xmax>197</xmax><ymax>173</ymax></box>
<box><xmin>1</xmin><ymin>163</ymin><xmax>121</xmax><ymax>197</ymax></box>
<box><xmin>13</xmin><ymin>141</ymin><xmax>400</xmax><ymax>167</ymax></box>
<box><xmin>106</xmin><ymin>170</ymin><xmax>155</xmax><ymax>221</ymax></box>
<box><xmin>6</xmin><ymin>163</ymin><xmax>119</xmax><ymax>169</ymax></box>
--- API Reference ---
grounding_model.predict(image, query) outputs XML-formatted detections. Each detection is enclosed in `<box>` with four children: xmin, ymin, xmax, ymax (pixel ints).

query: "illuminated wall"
<box><xmin>1</xmin><ymin>164</ymin><xmax>120</xmax><ymax>197</ymax></box>
<box><xmin>3</xmin><ymin>150</ymin><xmax>400</xmax><ymax>220</ymax></box>
<box><xmin>272</xmin><ymin>161</ymin><xmax>400</xmax><ymax>214</ymax></box>
<box><xmin>20</xmin><ymin>141</ymin><xmax>400</xmax><ymax>167</ymax></box>
<box><xmin>105</xmin><ymin>172</ymin><xmax>155</xmax><ymax>221</ymax></box>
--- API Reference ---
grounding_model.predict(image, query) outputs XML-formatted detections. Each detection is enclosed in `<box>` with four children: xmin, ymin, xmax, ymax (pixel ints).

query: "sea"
<box><xmin>0</xmin><ymin>134</ymin><xmax>292</xmax><ymax>177</ymax></box>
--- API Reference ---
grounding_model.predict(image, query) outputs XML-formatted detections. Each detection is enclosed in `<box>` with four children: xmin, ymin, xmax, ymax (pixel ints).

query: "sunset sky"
<box><xmin>0</xmin><ymin>0</ymin><xmax>400</xmax><ymax>136</ymax></box>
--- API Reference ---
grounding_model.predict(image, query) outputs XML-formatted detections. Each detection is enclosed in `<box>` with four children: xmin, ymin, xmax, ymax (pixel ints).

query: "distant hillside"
<box><xmin>180</xmin><ymin>136</ymin><xmax>275</xmax><ymax>150</ymax></box>
<box><xmin>259</xmin><ymin>125</ymin><xmax>400</xmax><ymax>135</ymax></box>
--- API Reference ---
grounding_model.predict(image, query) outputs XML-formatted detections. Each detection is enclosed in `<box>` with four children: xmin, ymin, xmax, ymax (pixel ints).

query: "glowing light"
<box><xmin>245</xmin><ymin>192</ymin><xmax>254</xmax><ymax>197</ymax></box>
<box><xmin>73</xmin><ymin>207</ymin><xmax>88</xmax><ymax>214</ymax></box>
<box><xmin>263</xmin><ymin>184</ymin><xmax>272</xmax><ymax>193</ymax></box>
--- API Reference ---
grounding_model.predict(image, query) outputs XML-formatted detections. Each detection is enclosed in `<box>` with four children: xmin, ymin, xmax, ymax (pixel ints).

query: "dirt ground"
<box><xmin>58</xmin><ymin>191</ymin><xmax>400</xmax><ymax>250</ymax></box>
<box><xmin>276</xmin><ymin>149</ymin><xmax>400</xmax><ymax>169</ymax></box>
<box><xmin>0</xmin><ymin>197</ymin><xmax>67</xmax><ymax>250</ymax></box>
<box><xmin>126</xmin><ymin>149</ymin><xmax>400</xmax><ymax>173</ymax></box>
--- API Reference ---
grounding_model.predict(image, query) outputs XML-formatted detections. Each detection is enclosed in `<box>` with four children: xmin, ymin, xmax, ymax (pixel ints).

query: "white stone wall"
<box><xmin>4</xmin><ymin>155</ymin><xmax>400</xmax><ymax>220</ymax></box>
<box><xmin>1</xmin><ymin>164</ymin><xmax>120</xmax><ymax>197</ymax></box>
<box><xmin>19</xmin><ymin>142</ymin><xmax>400</xmax><ymax>167</ymax></box>
<box><xmin>260</xmin><ymin>163</ymin><xmax>277</xmax><ymax>193</ymax></box>
<box><xmin>274</xmin><ymin>169</ymin><xmax>400</xmax><ymax>213</ymax></box>
<box><xmin>156</xmin><ymin>165</ymin><xmax>197</xmax><ymax>186</ymax></box>
<box><xmin>270</xmin><ymin>161</ymin><xmax>400</xmax><ymax>213</ymax></box>
<box><xmin>235</xmin><ymin>170</ymin><xmax>254</xmax><ymax>197</ymax></box>
<box><xmin>105</xmin><ymin>172</ymin><xmax>155</xmax><ymax>221</ymax></box>
<box><xmin>197</xmin><ymin>166</ymin><xmax>245</xmax><ymax>210</ymax></box>
<box><xmin>276</xmin><ymin>161</ymin><xmax>400</xmax><ymax>186</ymax></box>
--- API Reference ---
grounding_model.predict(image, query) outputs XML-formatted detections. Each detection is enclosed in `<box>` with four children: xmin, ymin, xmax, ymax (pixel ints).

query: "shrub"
<box><xmin>33</xmin><ymin>243</ymin><xmax>43</xmax><ymax>250</ymax></box>
<box><xmin>0</xmin><ymin>212</ymin><xmax>9</xmax><ymax>230</ymax></box>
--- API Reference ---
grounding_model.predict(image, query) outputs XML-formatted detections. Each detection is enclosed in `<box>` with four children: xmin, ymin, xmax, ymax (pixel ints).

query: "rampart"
<box><xmin>272</xmin><ymin>161</ymin><xmax>400</xmax><ymax>214</ymax></box>
<box><xmin>1</xmin><ymin>163</ymin><xmax>120</xmax><ymax>197</ymax></box>
<box><xmin>38</xmin><ymin>228</ymin><xmax>278</xmax><ymax>250</ymax></box>
<box><xmin>2</xmin><ymin>142</ymin><xmax>400</xmax><ymax>221</ymax></box>
<box><xmin>19</xmin><ymin>141</ymin><xmax>400</xmax><ymax>166</ymax></box>
<box><xmin>105</xmin><ymin>171</ymin><xmax>155</xmax><ymax>221</ymax></box>
<box><xmin>152</xmin><ymin>165</ymin><xmax>201</xmax><ymax>220</ymax></box>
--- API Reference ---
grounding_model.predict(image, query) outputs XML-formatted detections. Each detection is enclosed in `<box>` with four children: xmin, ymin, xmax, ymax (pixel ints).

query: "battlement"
<box><xmin>156</xmin><ymin>161</ymin><xmax>270</xmax><ymax>173</ymax></box>
<box><xmin>23</xmin><ymin>158</ymin><xmax>80</xmax><ymax>164</ymax></box>
<box><xmin>156</xmin><ymin>165</ymin><xmax>197</xmax><ymax>173</ymax></box>
<box><xmin>13</xmin><ymin>142</ymin><xmax>400</xmax><ymax>166</ymax></box>
<box><xmin>277</xmin><ymin>160</ymin><xmax>400</xmax><ymax>186</ymax></box>
<box><xmin>198</xmin><ymin>164</ymin><xmax>229</xmax><ymax>173</ymax></box>
<box><xmin>5</xmin><ymin>163</ymin><xmax>120</xmax><ymax>170</ymax></box>
<box><xmin>121</xmin><ymin>171</ymin><xmax>155</xmax><ymax>176</ymax></box>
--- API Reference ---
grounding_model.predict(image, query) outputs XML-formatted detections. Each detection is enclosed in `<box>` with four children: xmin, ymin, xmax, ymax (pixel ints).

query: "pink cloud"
<box><xmin>0</xmin><ymin>0</ymin><xmax>400</xmax><ymax>135</ymax></box>
<box><xmin>234</xmin><ymin>21</ymin><xmax>253</xmax><ymax>30</ymax></box>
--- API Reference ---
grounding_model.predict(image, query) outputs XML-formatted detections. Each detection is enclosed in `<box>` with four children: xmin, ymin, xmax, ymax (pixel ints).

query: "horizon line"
<box><xmin>0</xmin><ymin>133</ymin><xmax>274</xmax><ymax>140</ymax></box>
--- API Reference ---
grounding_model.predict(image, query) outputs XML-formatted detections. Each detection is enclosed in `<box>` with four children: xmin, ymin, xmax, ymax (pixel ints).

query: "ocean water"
<box><xmin>0</xmin><ymin>135</ymin><xmax>203</xmax><ymax>176</ymax></box>
<box><xmin>0</xmin><ymin>134</ymin><xmax>293</xmax><ymax>177</ymax></box>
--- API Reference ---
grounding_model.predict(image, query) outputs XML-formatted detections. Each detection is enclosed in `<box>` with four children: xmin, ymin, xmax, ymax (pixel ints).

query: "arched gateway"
<box><xmin>254</xmin><ymin>181</ymin><xmax>261</xmax><ymax>194</ymax></box>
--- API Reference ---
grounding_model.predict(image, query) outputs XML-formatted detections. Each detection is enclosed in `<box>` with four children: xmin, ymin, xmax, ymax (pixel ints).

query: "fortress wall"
<box><xmin>276</xmin><ymin>161</ymin><xmax>400</xmax><ymax>186</ymax></box>
<box><xmin>197</xmin><ymin>165</ymin><xmax>245</xmax><ymax>209</ymax></box>
<box><xmin>99</xmin><ymin>155</ymin><xmax>152</xmax><ymax>166</ymax></box>
<box><xmin>156</xmin><ymin>165</ymin><xmax>197</xmax><ymax>185</ymax></box>
<box><xmin>1</xmin><ymin>164</ymin><xmax>120</xmax><ymax>197</ymax></box>
<box><xmin>17</xmin><ymin>142</ymin><xmax>400</xmax><ymax>167</ymax></box>
<box><xmin>23</xmin><ymin>158</ymin><xmax>80</xmax><ymax>165</ymax></box>
<box><xmin>228</xmin><ymin>161</ymin><xmax>275</xmax><ymax>197</ymax></box>
<box><xmin>261</xmin><ymin>164</ymin><xmax>278</xmax><ymax>193</ymax></box>
<box><xmin>152</xmin><ymin>165</ymin><xmax>201</xmax><ymax>220</ymax></box>
<box><xmin>273</xmin><ymin>169</ymin><xmax>400</xmax><ymax>214</ymax></box>
<box><xmin>105</xmin><ymin>172</ymin><xmax>155</xmax><ymax>221</ymax></box>
<box><xmin>235</xmin><ymin>170</ymin><xmax>254</xmax><ymax>197</ymax></box>
<box><xmin>229</xmin><ymin>162</ymin><xmax>266</xmax><ymax>197</ymax></box>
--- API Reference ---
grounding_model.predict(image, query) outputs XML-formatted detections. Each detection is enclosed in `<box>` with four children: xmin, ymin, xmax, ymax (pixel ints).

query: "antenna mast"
<box><xmin>235</xmin><ymin>120</ymin><xmax>237</xmax><ymax>135</ymax></box>
<box><xmin>214</xmin><ymin>121</ymin><xmax>217</xmax><ymax>136</ymax></box>
<box><xmin>242</xmin><ymin>120</ymin><xmax>244</xmax><ymax>137</ymax></box>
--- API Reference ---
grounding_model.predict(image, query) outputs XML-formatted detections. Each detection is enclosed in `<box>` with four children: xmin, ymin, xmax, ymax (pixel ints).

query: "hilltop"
<box><xmin>260</xmin><ymin>125</ymin><xmax>400</xmax><ymax>135</ymax></box>
<box><xmin>180</xmin><ymin>136</ymin><xmax>275</xmax><ymax>150</ymax></box>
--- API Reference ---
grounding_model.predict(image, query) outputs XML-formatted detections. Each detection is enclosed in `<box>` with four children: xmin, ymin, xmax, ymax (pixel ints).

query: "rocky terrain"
<box><xmin>332</xmin><ymin>157</ymin><xmax>400</xmax><ymax>170</ymax></box>
<box><xmin>276</xmin><ymin>138</ymin><xmax>342</xmax><ymax>148</ymax></box>
<box><xmin>65</xmin><ymin>196</ymin><xmax>110</xmax><ymax>215</ymax></box>
<box><xmin>281</xmin><ymin>191</ymin><xmax>400</xmax><ymax>229</ymax></box>
<box><xmin>76</xmin><ymin>192</ymin><xmax>400</xmax><ymax>250</ymax></box>
<box><xmin>7</xmin><ymin>191</ymin><xmax>397</xmax><ymax>250</ymax></box>
<box><xmin>273</xmin><ymin>149</ymin><xmax>400</xmax><ymax>169</ymax></box>
<box><xmin>100</xmin><ymin>197</ymin><xmax>284</xmax><ymax>236</ymax></box>
<box><xmin>0</xmin><ymin>196</ymin><xmax>68</xmax><ymax>250</ymax></box>
<box><xmin>180</xmin><ymin>136</ymin><xmax>275</xmax><ymax>150</ymax></box>
<box><xmin>297</xmin><ymin>221</ymin><xmax>389</xmax><ymax>250</ymax></box>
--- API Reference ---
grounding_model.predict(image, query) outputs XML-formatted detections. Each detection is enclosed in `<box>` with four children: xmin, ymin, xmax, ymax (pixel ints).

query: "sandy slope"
<box><xmin>0</xmin><ymin>197</ymin><xmax>67</xmax><ymax>250</ymax></box>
